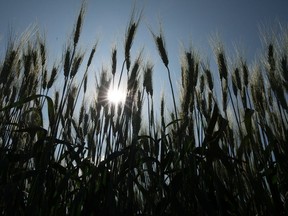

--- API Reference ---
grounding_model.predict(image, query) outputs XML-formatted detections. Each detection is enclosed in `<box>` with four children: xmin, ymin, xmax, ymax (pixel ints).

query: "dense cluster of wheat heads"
<box><xmin>1</xmin><ymin>5</ymin><xmax>288</xmax><ymax>215</ymax></box>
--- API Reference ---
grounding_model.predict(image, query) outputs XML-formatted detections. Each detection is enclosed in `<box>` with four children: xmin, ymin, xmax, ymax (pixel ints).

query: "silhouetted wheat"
<box><xmin>0</xmin><ymin>3</ymin><xmax>288</xmax><ymax>216</ymax></box>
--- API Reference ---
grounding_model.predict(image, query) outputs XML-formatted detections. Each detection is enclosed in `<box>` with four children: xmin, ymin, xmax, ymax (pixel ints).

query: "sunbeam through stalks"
<box><xmin>107</xmin><ymin>87</ymin><xmax>126</xmax><ymax>105</ymax></box>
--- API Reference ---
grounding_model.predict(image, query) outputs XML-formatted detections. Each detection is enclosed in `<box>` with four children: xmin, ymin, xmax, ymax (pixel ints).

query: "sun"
<box><xmin>107</xmin><ymin>87</ymin><xmax>125</xmax><ymax>104</ymax></box>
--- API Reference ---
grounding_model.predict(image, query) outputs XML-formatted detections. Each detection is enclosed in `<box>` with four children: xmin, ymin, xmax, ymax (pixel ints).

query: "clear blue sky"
<box><xmin>1</xmin><ymin>0</ymin><xmax>288</xmax><ymax>112</ymax></box>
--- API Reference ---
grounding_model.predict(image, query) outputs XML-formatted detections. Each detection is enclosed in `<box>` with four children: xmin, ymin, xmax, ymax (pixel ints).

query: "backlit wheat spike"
<box><xmin>83</xmin><ymin>113</ymin><xmax>89</xmax><ymax>136</ymax></box>
<box><xmin>205</xmin><ymin>68</ymin><xmax>214</xmax><ymax>91</ymax></box>
<box><xmin>266</xmin><ymin>45</ymin><xmax>279</xmax><ymax>91</ymax></box>
<box><xmin>39</xmin><ymin>41</ymin><xmax>46</xmax><ymax>66</ymax></box>
<box><xmin>200</xmin><ymin>92</ymin><xmax>208</xmax><ymax>119</ymax></box>
<box><xmin>232</xmin><ymin>67</ymin><xmax>241</xmax><ymax>97</ymax></box>
<box><xmin>54</xmin><ymin>90</ymin><xmax>59</xmax><ymax>112</ymax></box>
<box><xmin>242</xmin><ymin>61</ymin><xmax>249</xmax><ymax>87</ymax></box>
<box><xmin>211</xmin><ymin>36</ymin><xmax>228</xmax><ymax>80</ymax></box>
<box><xmin>268</xmin><ymin>44</ymin><xmax>276</xmax><ymax>72</ymax></box>
<box><xmin>125</xmin><ymin>9</ymin><xmax>141</xmax><ymax>71</ymax></box>
<box><xmin>47</xmin><ymin>67</ymin><xmax>58</xmax><ymax>89</ymax></box>
<box><xmin>264</xmin><ymin>44</ymin><xmax>288</xmax><ymax>110</ymax></box>
<box><xmin>66</xmin><ymin>85</ymin><xmax>77</xmax><ymax>117</ymax></box>
<box><xmin>128</xmin><ymin>53</ymin><xmax>141</xmax><ymax>92</ymax></box>
<box><xmin>79</xmin><ymin>104</ymin><xmax>85</xmax><ymax>125</ymax></box>
<box><xmin>87</xmin><ymin>43</ymin><xmax>97</xmax><ymax>67</ymax></box>
<box><xmin>73</xmin><ymin>4</ymin><xmax>85</xmax><ymax>47</ymax></box>
<box><xmin>180</xmin><ymin>56</ymin><xmax>191</xmax><ymax>116</ymax></box>
<box><xmin>111</xmin><ymin>47</ymin><xmax>117</xmax><ymax>76</ymax></box>
<box><xmin>200</xmin><ymin>74</ymin><xmax>205</xmax><ymax>93</ymax></box>
<box><xmin>251</xmin><ymin>65</ymin><xmax>266</xmax><ymax>113</ymax></box>
<box><xmin>217</xmin><ymin>52</ymin><xmax>228</xmax><ymax>80</ymax></box>
<box><xmin>143</xmin><ymin>61</ymin><xmax>153</xmax><ymax>96</ymax></box>
<box><xmin>32</xmin><ymin>49</ymin><xmax>38</xmax><ymax>68</ymax></box>
<box><xmin>97</xmin><ymin>69</ymin><xmax>111</xmax><ymax>108</ymax></box>
<box><xmin>156</xmin><ymin>35</ymin><xmax>169</xmax><ymax>68</ymax></box>
<box><xmin>125</xmin><ymin>22</ymin><xmax>136</xmax><ymax>71</ymax></box>
<box><xmin>186</xmin><ymin>52</ymin><xmax>194</xmax><ymax>73</ymax></box>
<box><xmin>42</xmin><ymin>69</ymin><xmax>47</xmax><ymax>90</ymax></box>
<box><xmin>151</xmin><ymin>27</ymin><xmax>178</xmax><ymax>125</ymax></box>
<box><xmin>232</xmin><ymin>74</ymin><xmax>238</xmax><ymax>97</ymax></box>
<box><xmin>23</xmin><ymin>51</ymin><xmax>32</xmax><ymax>77</ymax></box>
<box><xmin>186</xmin><ymin>51</ymin><xmax>198</xmax><ymax>87</ymax></box>
<box><xmin>132</xmin><ymin>90</ymin><xmax>142</xmax><ymax>136</ymax></box>
<box><xmin>222</xmin><ymin>79</ymin><xmax>228</xmax><ymax>113</ymax></box>
<box><xmin>250</xmin><ymin>84</ymin><xmax>259</xmax><ymax>112</ymax></box>
<box><xmin>70</xmin><ymin>54</ymin><xmax>83</xmax><ymax>78</ymax></box>
<box><xmin>0</xmin><ymin>49</ymin><xmax>16</xmax><ymax>84</ymax></box>
<box><xmin>267</xmin><ymin>87</ymin><xmax>274</xmax><ymax>108</ymax></box>
<box><xmin>64</xmin><ymin>47</ymin><xmax>71</xmax><ymax>77</ymax></box>
<box><xmin>234</xmin><ymin>67</ymin><xmax>242</xmax><ymax>91</ymax></box>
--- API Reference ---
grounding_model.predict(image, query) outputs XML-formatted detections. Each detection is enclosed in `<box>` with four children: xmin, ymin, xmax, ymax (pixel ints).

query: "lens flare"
<box><xmin>107</xmin><ymin>87</ymin><xmax>125</xmax><ymax>104</ymax></box>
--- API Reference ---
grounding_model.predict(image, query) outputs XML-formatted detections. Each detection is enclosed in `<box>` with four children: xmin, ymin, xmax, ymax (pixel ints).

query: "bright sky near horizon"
<box><xmin>1</xmin><ymin>0</ymin><xmax>288</xmax><ymax>111</ymax></box>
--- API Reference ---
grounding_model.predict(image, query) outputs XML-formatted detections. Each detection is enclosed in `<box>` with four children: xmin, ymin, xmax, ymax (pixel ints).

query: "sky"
<box><xmin>1</xmin><ymin>0</ymin><xmax>288</xmax><ymax>114</ymax></box>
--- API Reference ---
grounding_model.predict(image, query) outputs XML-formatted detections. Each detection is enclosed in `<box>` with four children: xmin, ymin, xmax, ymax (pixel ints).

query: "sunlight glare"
<box><xmin>107</xmin><ymin>88</ymin><xmax>125</xmax><ymax>104</ymax></box>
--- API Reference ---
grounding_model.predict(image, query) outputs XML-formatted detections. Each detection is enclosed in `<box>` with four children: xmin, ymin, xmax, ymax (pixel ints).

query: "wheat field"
<box><xmin>0</xmin><ymin>4</ymin><xmax>288</xmax><ymax>215</ymax></box>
